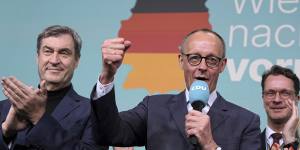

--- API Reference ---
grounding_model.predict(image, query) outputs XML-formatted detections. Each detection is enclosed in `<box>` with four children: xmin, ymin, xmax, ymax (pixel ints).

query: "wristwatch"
<box><xmin>283</xmin><ymin>141</ymin><xmax>299</xmax><ymax>149</ymax></box>
<box><xmin>216</xmin><ymin>146</ymin><xmax>222</xmax><ymax>150</ymax></box>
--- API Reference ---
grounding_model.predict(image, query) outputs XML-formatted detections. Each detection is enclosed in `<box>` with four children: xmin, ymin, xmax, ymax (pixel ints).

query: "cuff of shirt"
<box><xmin>92</xmin><ymin>77</ymin><xmax>114</xmax><ymax>100</ymax></box>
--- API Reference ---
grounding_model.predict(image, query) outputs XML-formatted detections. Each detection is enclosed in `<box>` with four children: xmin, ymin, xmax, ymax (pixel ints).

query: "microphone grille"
<box><xmin>189</xmin><ymin>80</ymin><xmax>209</xmax><ymax>104</ymax></box>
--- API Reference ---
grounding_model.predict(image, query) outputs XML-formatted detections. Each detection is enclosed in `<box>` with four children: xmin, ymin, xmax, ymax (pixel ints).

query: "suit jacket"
<box><xmin>92</xmin><ymin>88</ymin><xmax>261</xmax><ymax>150</ymax></box>
<box><xmin>0</xmin><ymin>86</ymin><xmax>107</xmax><ymax>150</ymax></box>
<box><xmin>260</xmin><ymin>129</ymin><xmax>266</xmax><ymax>150</ymax></box>
<box><xmin>260</xmin><ymin>128</ymin><xmax>300</xmax><ymax>150</ymax></box>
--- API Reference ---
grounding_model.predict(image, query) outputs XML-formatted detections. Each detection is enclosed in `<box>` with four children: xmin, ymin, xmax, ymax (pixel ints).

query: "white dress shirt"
<box><xmin>265</xmin><ymin>125</ymin><xmax>283</xmax><ymax>150</ymax></box>
<box><xmin>93</xmin><ymin>79</ymin><xmax>218</xmax><ymax>113</ymax></box>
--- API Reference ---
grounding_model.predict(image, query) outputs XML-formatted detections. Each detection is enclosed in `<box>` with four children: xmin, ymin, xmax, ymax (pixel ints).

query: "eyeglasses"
<box><xmin>181</xmin><ymin>53</ymin><xmax>223</xmax><ymax>68</ymax></box>
<box><xmin>263</xmin><ymin>90</ymin><xmax>296</xmax><ymax>99</ymax></box>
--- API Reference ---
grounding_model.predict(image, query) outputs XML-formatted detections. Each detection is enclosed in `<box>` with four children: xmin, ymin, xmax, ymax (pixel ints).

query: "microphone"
<box><xmin>189</xmin><ymin>80</ymin><xmax>209</xmax><ymax>111</ymax></box>
<box><xmin>188</xmin><ymin>80</ymin><xmax>210</xmax><ymax>146</ymax></box>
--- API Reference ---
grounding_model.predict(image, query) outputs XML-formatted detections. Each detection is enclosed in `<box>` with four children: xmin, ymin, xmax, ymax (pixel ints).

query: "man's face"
<box><xmin>37</xmin><ymin>34</ymin><xmax>79</xmax><ymax>91</ymax></box>
<box><xmin>263</xmin><ymin>75</ymin><xmax>298</xmax><ymax>124</ymax></box>
<box><xmin>179</xmin><ymin>32</ymin><xmax>226</xmax><ymax>92</ymax></box>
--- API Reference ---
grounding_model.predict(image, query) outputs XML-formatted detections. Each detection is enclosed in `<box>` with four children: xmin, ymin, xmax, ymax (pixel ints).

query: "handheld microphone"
<box><xmin>188</xmin><ymin>80</ymin><xmax>210</xmax><ymax>146</ymax></box>
<box><xmin>189</xmin><ymin>80</ymin><xmax>209</xmax><ymax>111</ymax></box>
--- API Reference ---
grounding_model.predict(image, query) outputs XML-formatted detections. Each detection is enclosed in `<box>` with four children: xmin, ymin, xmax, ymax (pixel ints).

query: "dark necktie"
<box><xmin>270</xmin><ymin>133</ymin><xmax>282</xmax><ymax>150</ymax></box>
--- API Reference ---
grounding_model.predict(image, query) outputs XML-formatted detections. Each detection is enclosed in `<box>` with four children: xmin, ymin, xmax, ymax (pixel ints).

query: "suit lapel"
<box><xmin>51</xmin><ymin>87</ymin><xmax>81</xmax><ymax>121</ymax></box>
<box><xmin>261</xmin><ymin>129</ymin><xmax>266</xmax><ymax>150</ymax></box>
<box><xmin>208</xmin><ymin>93</ymin><xmax>230</xmax><ymax>131</ymax></box>
<box><xmin>168</xmin><ymin>91</ymin><xmax>189</xmax><ymax>142</ymax></box>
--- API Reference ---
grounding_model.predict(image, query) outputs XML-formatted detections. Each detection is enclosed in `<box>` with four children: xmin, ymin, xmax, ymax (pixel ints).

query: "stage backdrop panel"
<box><xmin>0</xmin><ymin>1</ymin><xmax>299</xmax><ymax>149</ymax></box>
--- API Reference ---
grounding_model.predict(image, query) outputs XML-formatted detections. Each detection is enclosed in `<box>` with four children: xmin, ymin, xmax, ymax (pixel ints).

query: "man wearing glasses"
<box><xmin>91</xmin><ymin>29</ymin><xmax>261</xmax><ymax>150</ymax></box>
<box><xmin>260</xmin><ymin>65</ymin><xmax>299</xmax><ymax>150</ymax></box>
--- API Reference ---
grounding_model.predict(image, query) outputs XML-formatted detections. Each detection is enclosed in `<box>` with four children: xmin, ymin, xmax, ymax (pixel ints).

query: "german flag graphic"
<box><xmin>119</xmin><ymin>0</ymin><xmax>211</xmax><ymax>93</ymax></box>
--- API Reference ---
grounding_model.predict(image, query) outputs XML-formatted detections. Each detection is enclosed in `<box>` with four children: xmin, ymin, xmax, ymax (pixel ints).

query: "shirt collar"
<box><xmin>265</xmin><ymin>125</ymin><xmax>284</xmax><ymax>146</ymax></box>
<box><xmin>185</xmin><ymin>88</ymin><xmax>218</xmax><ymax>107</ymax></box>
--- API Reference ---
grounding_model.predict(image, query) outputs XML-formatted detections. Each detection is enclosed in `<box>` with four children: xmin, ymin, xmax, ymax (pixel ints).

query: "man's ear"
<box><xmin>75</xmin><ymin>58</ymin><xmax>80</xmax><ymax>68</ymax></box>
<box><xmin>294</xmin><ymin>95</ymin><xmax>300</xmax><ymax>106</ymax></box>
<box><xmin>219</xmin><ymin>58</ymin><xmax>227</xmax><ymax>73</ymax></box>
<box><xmin>178</xmin><ymin>54</ymin><xmax>184</xmax><ymax>70</ymax></box>
<box><xmin>36</xmin><ymin>53</ymin><xmax>39</xmax><ymax>65</ymax></box>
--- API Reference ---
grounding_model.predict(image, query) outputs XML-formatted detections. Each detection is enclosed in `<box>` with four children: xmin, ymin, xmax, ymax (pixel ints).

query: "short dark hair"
<box><xmin>261</xmin><ymin>65</ymin><xmax>299</xmax><ymax>95</ymax></box>
<box><xmin>37</xmin><ymin>25</ymin><xmax>82</xmax><ymax>59</ymax></box>
<box><xmin>179</xmin><ymin>28</ymin><xmax>226</xmax><ymax>58</ymax></box>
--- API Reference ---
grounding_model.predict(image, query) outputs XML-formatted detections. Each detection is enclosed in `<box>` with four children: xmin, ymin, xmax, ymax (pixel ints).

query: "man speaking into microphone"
<box><xmin>91</xmin><ymin>29</ymin><xmax>261</xmax><ymax>150</ymax></box>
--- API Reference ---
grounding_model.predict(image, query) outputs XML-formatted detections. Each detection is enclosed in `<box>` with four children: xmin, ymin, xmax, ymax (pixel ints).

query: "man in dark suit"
<box><xmin>91</xmin><ymin>29</ymin><xmax>261</xmax><ymax>149</ymax></box>
<box><xmin>260</xmin><ymin>65</ymin><xmax>299</xmax><ymax>150</ymax></box>
<box><xmin>0</xmin><ymin>25</ymin><xmax>107</xmax><ymax>150</ymax></box>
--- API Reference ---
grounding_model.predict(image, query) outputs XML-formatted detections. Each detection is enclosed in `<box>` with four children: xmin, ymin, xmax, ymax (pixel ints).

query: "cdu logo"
<box><xmin>191</xmin><ymin>85</ymin><xmax>207</xmax><ymax>91</ymax></box>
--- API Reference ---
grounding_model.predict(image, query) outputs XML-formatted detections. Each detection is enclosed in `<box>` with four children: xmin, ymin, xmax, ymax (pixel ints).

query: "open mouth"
<box><xmin>195</xmin><ymin>77</ymin><xmax>208</xmax><ymax>81</ymax></box>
